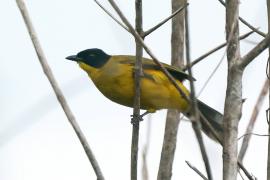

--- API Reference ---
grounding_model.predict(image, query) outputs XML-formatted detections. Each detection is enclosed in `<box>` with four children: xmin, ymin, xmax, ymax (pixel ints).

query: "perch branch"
<box><xmin>16</xmin><ymin>0</ymin><xmax>104</xmax><ymax>179</ymax></box>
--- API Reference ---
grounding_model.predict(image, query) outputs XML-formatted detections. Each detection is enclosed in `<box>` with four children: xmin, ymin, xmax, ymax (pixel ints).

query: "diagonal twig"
<box><xmin>185</xmin><ymin>161</ymin><xmax>208</xmax><ymax>180</ymax></box>
<box><xmin>93</xmin><ymin>0</ymin><xmax>129</xmax><ymax>33</ymax></box>
<box><xmin>143</xmin><ymin>3</ymin><xmax>188</xmax><ymax>37</ymax></box>
<box><xmin>239</xmin><ymin>33</ymin><xmax>270</xmax><ymax>69</ymax></box>
<box><xmin>16</xmin><ymin>0</ymin><xmax>104</xmax><ymax>179</ymax></box>
<box><xmin>185</xmin><ymin>8</ymin><xmax>213</xmax><ymax>180</ymax></box>
<box><xmin>217</xmin><ymin>0</ymin><xmax>266</xmax><ymax>37</ymax></box>
<box><xmin>183</xmin><ymin>30</ymin><xmax>254</xmax><ymax>71</ymax></box>
<box><xmin>238</xmin><ymin>79</ymin><xmax>269</xmax><ymax>163</ymax></box>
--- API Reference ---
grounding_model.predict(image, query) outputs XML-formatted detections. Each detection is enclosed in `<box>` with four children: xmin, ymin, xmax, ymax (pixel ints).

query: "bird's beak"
<box><xmin>66</xmin><ymin>55</ymin><xmax>78</xmax><ymax>61</ymax></box>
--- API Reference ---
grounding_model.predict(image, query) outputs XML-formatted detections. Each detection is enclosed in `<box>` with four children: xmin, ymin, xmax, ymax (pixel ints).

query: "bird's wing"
<box><xmin>118</xmin><ymin>56</ymin><xmax>194</xmax><ymax>82</ymax></box>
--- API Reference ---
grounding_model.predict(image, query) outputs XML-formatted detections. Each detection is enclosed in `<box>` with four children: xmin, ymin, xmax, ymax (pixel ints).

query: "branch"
<box><xmin>266</xmin><ymin>0</ymin><xmax>270</xmax><ymax>179</ymax></box>
<box><xmin>217</xmin><ymin>0</ymin><xmax>266</xmax><ymax>37</ymax></box>
<box><xmin>93</xmin><ymin>0</ymin><xmax>129</xmax><ymax>33</ymax></box>
<box><xmin>142</xmin><ymin>116</ymin><xmax>152</xmax><ymax>180</ymax></box>
<box><xmin>185</xmin><ymin>161</ymin><xmax>208</xmax><ymax>180</ymax></box>
<box><xmin>131</xmin><ymin>0</ymin><xmax>143</xmax><ymax>180</ymax></box>
<box><xmin>223</xmin><ymin>0</ymin><xmax>242</xmax><ymax>179</ymax></box>
<box><xmin>238</xmin><ymin>79</ymin><xmax>269</xmax><ymax>163</ymax></box>
<box><xmin>239</xmin><ymin>33</ymin><xmax>270</xmax><ymax>69</ymax></box>
<box><xmin>183</xmin><ymin>30</ymin><xmax>254</xmax><ymax>71</ymax></box>
<box><xmin>16</xmin><ymin>0</ymin><xmax>104</xmax><ymax>179</ymax></box>
<box><xmin>143</xmin><ymin>3</ymin><xmax>188</xmax><ymax>37</ymax></box>
<box><xmin>185</xmin><ymin>8</ymin><xmax>212</xmax><ymax>180</ymax></box>
<box><xmin>157</xmin><ymin>0</ymin><xmax>186</xmax><ymax>179</ymax></box>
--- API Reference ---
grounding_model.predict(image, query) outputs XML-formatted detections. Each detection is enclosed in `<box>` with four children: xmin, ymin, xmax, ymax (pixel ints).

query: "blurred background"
<box><xmin>0</xmin><ymin>0</ymin><xmax>269</xmax><ymax>179</ymax></box>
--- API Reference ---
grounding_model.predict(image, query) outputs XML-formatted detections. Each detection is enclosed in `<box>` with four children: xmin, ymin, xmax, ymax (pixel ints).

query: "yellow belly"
<box><xmin>79</xmin><ymin>62</ymin><xmax>190</xmax><ymax>112</ymax></box>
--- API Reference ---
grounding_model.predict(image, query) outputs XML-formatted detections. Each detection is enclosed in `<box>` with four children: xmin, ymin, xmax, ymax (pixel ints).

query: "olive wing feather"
<box><xmin>118</xmin><ymin>56</ymin><xmax>194</xmax><ymax>81</ymax></box>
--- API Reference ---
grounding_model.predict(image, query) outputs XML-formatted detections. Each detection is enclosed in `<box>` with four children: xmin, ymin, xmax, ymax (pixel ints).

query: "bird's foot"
<box><xmin>130</xmin><ymin>110</ymin><xmax>155</xmax><ymax>124</ymax></box>
<box><xmin>130</xmin><ymin>114</ymin><xmax>144</xmax><ymax>124</ymax></box>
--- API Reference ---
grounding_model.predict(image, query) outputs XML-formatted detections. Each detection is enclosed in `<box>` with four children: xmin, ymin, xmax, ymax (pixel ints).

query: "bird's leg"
<box><xmin>130</xmin><ymin>109</ymin><xmax>155</xmax><ymax>124</ymax></box>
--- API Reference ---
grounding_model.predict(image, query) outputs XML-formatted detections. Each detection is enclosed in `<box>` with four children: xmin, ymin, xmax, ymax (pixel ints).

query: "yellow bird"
<box><xmin>66</xmin><ymin>48</ymin><xmax>223</xmax><ymax>141</ymax></box>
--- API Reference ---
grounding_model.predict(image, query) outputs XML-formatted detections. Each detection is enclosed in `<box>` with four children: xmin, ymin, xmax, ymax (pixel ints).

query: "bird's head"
<box><xmin>66</xmin><ymin>48</ymin><xmax>111</xmax><ymax>68</ymax></box>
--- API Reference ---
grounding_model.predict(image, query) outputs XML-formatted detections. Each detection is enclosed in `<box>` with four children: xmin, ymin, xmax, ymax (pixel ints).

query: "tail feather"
<box><xmin>197</xmin><ymin>100</ymin><xmax>223</xmax><ymax>142</ymax></box>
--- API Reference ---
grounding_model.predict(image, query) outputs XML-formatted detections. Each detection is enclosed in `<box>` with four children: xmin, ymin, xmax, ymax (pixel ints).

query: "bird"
<box><xmin>66</xmin><ymin>48</ymin><xmax>223</xmax><ymax>142</ymax></box>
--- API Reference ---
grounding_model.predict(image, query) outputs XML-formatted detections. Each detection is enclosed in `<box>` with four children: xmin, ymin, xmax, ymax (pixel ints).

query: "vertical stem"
<box><xmin>157</xmin><ymin>0</ymin><xmax>186</xmax><ymax>179</ymax></box>
<box><xmin>267</xmin><ymin>0</ymin><xmax>270</xmax><ymax>179</ymax></box>
<box><xmin>223</xmin><ymin>0</ymin><xmax>242</xmax><ymax>180</ymax></box>
<box><xmin>131</xmin><ymin>0</ymin><xmax>143</xmax><ymax>180</ymax></box>
<box><xmin>16</xmin><ymin>0</ymin><xmax>104</xmax><ymax>179</ymax></box>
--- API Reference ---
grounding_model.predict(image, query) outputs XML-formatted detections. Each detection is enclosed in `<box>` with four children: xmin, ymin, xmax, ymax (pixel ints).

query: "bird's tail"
<box><xmin>196</xmin><ymin>100</ymin><xmax>223</xmax><ymax>142</ymax></box>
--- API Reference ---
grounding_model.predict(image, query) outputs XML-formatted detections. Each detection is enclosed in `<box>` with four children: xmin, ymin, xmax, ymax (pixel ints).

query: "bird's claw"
<box><xmin>130</xmin><ymin>114</ymin><xmax>144</xmax><ymax>124</ymax></box>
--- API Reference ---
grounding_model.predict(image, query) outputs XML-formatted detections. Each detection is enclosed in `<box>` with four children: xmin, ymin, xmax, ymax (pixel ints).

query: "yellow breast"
<box><xmin>78</xmin><ymin>58</ymin><xmax>190</xmax><ymax>112</ymax></box>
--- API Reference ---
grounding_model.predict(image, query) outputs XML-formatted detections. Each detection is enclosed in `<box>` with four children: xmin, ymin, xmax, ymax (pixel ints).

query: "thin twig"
<box><xmin>238</xmin><ymin>79</ymin><xmax>269</xmax><ymax>162</ymax></box>
<box><xmin>142</xmin><ymin>115</ymin><xmax>151</xmax><ymax>180</ymax></box>
<box><xmin>143</xmin><ymin>3</ymin><xmax>188</xmax><ymax>37</ymax></box>
<box><xmin>93</xmin><ymin>0</ymin><xmax>129</xmax><ymax>33</ymax></box>
<box><xmin>239</xmin><ymin>33</ymin><xmax>270</xmax><ymax>69</ymax></box>
<box><xmin>131</xmin><ymin>0</ymin><xmax>143</xmax><ymax>180</ymax></box>
<box><xmin>185</xmin><ymin>8</ymin><xmax>213</xmax><ymax>180</ymax></box>
<box><xmin>185</xmin><ymin>161</ymin><xmax>208</xmax><ymax>180</ymax></box>
<box><xmin>217</xmin><ymin>0</ymin><xmax>266</xmax><ymax>37</ymax></box>
<box><xmin>238</xmin><ymin>133</ymin><xmax>270</xmax><ymax>141</ymax></box>
<box><xmin>183</xmin><ymin>30</ymin><xmax>254</xmax><ymax>71</ymax></box>
<box><xmin>16</xmin><ymin>0</ymin><xmax>104</xmax><ymax>179</ymax></box>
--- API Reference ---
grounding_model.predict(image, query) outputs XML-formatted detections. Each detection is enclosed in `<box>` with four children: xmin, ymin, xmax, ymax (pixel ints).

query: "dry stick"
<box><xmin>267</xmin><ymin>1</ymin><xmax>270</xmax><ymax>180</ymax></box>
<box><xmin>93</xmin><ymin>0</ymin><xmax>129</xmax><ymax>32</ymax></box>
<box><xmin>185</xmin><ymin>161</ymin><xmax>208</xmax><ymax>180</ymax></box>
<box><xmin>185</xmin><ymin>7</ymin><xmax>213</xmax><ymax>180</ymax></box>
<box><xmin>157</xmin><ymin>0</ymin><xmax>186</xmax><ymax>179</ymax></box>
<box><xmin>143</xmin><ymin>3</ymin><xmax>188</xmax><ymax>37</ymax></box>
<box><xmin>93</xmin><ymin>1</ymin><xmax>187</xmax><ymax>39</ymax></box>
<box><xmin>15</xmin><ymin>0</ymin><xmax>105</xmax><ymax>180</ymax></box>
<box><xmin>142</xmin><ymin>115</ymin><xmax>152</xmax><ymax>180</ymax></box>
<box><xmin>238</xmin><ymin>133</ymin><xmax>270</xmax><ymax>140</ymax></box>
<box><xmin>217</xmin><ymin>0</ymin><xmax>266</xmax><ymax>37</ymax></box>
<box><xmin>239</xmin><ymin>33</ymin><xmax>270</xmax><ymax>69</ymax></box>
<box><xmin>183</xmin><ymin>30</ymin><xmax>254</xmax><ymax>71</ymax></box>
<box><xmin>130</xmin><ymin>0</ymin><xmax>143</xmax><ymax>180</ymax></box>
<box><xmin>238</xmin><ymin>79</ymin><xmax>269</xmax><ymax>163</ymax></box>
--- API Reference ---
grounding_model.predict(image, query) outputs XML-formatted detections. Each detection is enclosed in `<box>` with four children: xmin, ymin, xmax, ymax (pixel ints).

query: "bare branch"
<box><xmin>185</xmin><ymin>161</ymin><xmax>208</xmax><ymax>180</ymax></box>
<box><xmin>142</xmin><ymin>116</ymin><xmax>152</xmax><ymax>180</ymax></box>
<box><xmin>185</xmin><ymin>8</ymin><xmax>212</xmax><ymax>180</ymax></box>
<box><xmin>238</xmin><ymin>79</ymin><xmax>269</xmax><ymax>162</ymax></box>
<box><xmin>217</xmin><ymin>0</ymin><xmax>266</xmax><ymax>37</ymax></box>
<box><xmin>143</xmin><ymin>3</ymin><xmax>188</xmax><ymax>37</ymax></box>
<box><xmin>266</xmin><ymin>1</ymin><xmax>270</xmax><ymax>179</ymax></box>
<box><xmin>93</xmin><ymin>0</ymin><xmax>129</xmax><ymax>33</ymax></box>
<box><xmin>157</xmin><ymin>0</ymin><xmax>185</xmax><ymax>179</ymax></box>
<box><xmin>239</xmin><ymin>33</ymin><xmax>270</xmax><ymax>69</ymax></box>
<box><xmin>16</xmin><ymin>0</ymin><xmax>104</xmax><ymax>179</ymax></box>
<box><xmin>223</xmin><ymin>0</ymin><xmax>242</xmax><ymax>179</ymax></box>
<box><xmin>131</xmin><ymin>0</ymin><xmax>143</xmax><ymax>180</ymax></box>
<box><xmin>183</xmin><ymin>30</ymin><xmax>254</xmax><ymax>71</ymax></box>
